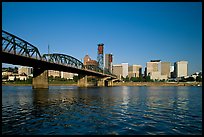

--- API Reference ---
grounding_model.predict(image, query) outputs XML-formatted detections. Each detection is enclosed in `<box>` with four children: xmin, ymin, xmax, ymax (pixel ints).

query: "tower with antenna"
<box><xmin>97</xmin><ymin>43</ymin><xmax>104</xmax><ymax>70</ymax></box>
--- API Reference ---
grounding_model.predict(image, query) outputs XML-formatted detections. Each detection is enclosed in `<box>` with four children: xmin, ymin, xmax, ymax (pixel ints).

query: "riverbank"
<box><xmin>113</xmin><ymin>82</ymin><xmax>202</xmax><ymax>87</ymax></box>
<box><xmin>2</xmin><ymin>82</ymin><xmax>202</xmax><ymax>87</ymax></box>
<box><xmin>2</xmin><ymin>83</ymin><xmax>77</xmax><ymax>86</ymax></box>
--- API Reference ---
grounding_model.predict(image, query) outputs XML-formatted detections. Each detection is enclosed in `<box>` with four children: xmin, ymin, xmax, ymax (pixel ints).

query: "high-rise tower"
<box><xmin>105</xmin><ymin>53</ymin><xmax>113</xmax><ymax>73</ymax></box>
<box><xmin>97</xmin><ymin>43</ymin><xmax>104</xmax><ymax>69</ymax></box>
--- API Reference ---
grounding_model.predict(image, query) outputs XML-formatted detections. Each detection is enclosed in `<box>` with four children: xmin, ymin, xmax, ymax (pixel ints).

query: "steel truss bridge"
<box><xmin>2</xmin><ymin>30</ymin><xmax>116</xmax><ymax>78</ymax></box>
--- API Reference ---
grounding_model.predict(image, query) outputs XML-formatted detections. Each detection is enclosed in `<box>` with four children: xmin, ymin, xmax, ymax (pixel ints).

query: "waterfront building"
<box><xmin>122</xmin><ymin>63</ymin><xmax>128</xmax><ymax>78</ymax></box>
<box><xmin>48</xmin><ymin>70</ymin><xmax>61</xmax><ymax>78</ymax></box>
<box><xmin>112</xmin><ymin>64</ymin><xmax>122</xmax><ymax>79</ymax></box>
<box><xmin>84</xmin><ymin>54</ymin><xmax>98</xmax><ymax>66</ymax></box>
<box><xmin>146</xmin><ymin>60</ymin><xmax>161</xmax><ymax>79</ymax></box>
<box><xmin>2</xmin><ymin>71</ymin><xmax>13</xmax><ymax>77</ymax></box>
<box><xmin>146</xmin><ymin>60</ymin><xmax>168</xmax><ymax>80</ymax></box>
<box><xmin>8</xmin><ymin>73</ymin><xmax>27</xmax><ymax>81</ymax></box>
<box><xmin>61</xmin><ymin>72</ymin><xmax>74</xmax><ymax>79</ymax></box>
<box><xmin>18</xmin><ymin>66</ymin><xmax>32</xmax><ymax>76</ymax></box>
<box><xmin>174</xmin><ymin>61</ymin><xmax>188</xmax><ymax>78</ymax></box>
<box><xmin>105</xmin><ymin>54</ymin><xmax>113</xmax><ymax>73</ymax></box>
<box><xmin>113</xmin><ymin>63</ymin><xmax>128</xmax><ymax>79</ymax></box>
<box><xmin>128</xmin><ymin>65</ymin><xmax>142</xmax><ymax>78</ymax></box>
<box><xmin>161</xmin><ymin>62</ymin><xmax>171</xmax><ymax>78</ymax></box>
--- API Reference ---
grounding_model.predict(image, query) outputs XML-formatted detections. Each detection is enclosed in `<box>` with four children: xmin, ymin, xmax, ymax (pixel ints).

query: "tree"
<box><xmin>130</xmin><ymin>77</ymin><xmax>137</xmax><ymax>82</ymax></box>
<box><xmin>186</xmin><ymin>77</ymin><xmax>195</xmax><ymax>82</ymax></box>
<box><xmin>73</xmin><ymin>76</ymin><xmax>78</xmax><ymax>82</ymax></box>
<box><xmin>13</xmin><ymin>67</ymin><xmax>18</xmax><ymax>73</ymax></box>
<box><xmin>196</xmin><ymin>76</ymin><xmax>202</xmax><ymax>82</ymax></box>
<box><xmin>145</xmin><ymin>76</ymin><xmax>151</xmax><ymax>82</ymax></box>
<box><xmin>124</xmin><ymin>76</ymin><xmax>130</xmax><ymax>82</ymax></box>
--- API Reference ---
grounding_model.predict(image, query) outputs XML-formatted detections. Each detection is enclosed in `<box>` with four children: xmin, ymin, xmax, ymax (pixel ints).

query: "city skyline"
<box><xmin>2</xmin><ymin>2</ymin><xmax>202</xmax><ymax>75</ymax></box>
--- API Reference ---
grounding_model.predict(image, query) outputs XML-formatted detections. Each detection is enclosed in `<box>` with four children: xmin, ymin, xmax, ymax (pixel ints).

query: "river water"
<box><xmin>2</xmin><ymin>86</ymin><xmax>202</xmax><ymax>135</ymax></box>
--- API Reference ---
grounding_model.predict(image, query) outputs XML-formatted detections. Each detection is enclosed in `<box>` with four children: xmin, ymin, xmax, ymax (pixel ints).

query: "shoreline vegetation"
<box><xmin>2</xmin><ymin>82</ymin><xmax>202</xmax><ymax>87</ymax></box>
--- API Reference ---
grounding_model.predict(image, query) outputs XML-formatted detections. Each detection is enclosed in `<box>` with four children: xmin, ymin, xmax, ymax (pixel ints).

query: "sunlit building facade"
<box><xmin>174</xmin><ymin>61</ymin><xmax>188</xmax><ymax>78</ymax></box>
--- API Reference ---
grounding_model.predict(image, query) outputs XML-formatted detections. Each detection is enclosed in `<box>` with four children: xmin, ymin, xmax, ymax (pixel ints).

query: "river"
<box><xmin>2</xmin><ymin>86</ymin><xmax>202</xmax><ymax>135</ymax></box>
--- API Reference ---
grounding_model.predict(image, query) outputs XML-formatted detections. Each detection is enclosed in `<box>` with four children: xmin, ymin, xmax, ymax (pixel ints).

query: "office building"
<box><xmin>161</xmin><ymin>62</ymin><xmax>171</xmax><ymax>78</ymax></box>
<box><xmin>18</xmin><ymin>66</ymin><xmax>32</xmax><ymax>76</ymax></box>
<box><xmin>146</xmin><ymin>60</ymin><xmax>161</xmax><ymax>76</ymax></box>
<box><xmin>61</xmin><ymin>72</ymin><xmax>74</xmax><ymax>79</ymax></box>
<box><xmin>112</xmin><ymin>64</ymin><xmax>123</xmax><ymax>79</ymax></box>
<box><xmin>113</xmin><ymin>63</ymin><xmax>128</xmax><ymax>79</ymax></box>
<box><xmin>146</xmin><ymin>60</ymin><xmax>168</xmax><ymax>80</ymax></box>
<box><xmin>128</xmin><ymin>65</ymin><xmax>142</xmax><ymax>78</ymax></box>
<box><xmin>174</xmin><ymin>61</ymin><xmax>188</xmax><ymax>78</ymax></box>
<box><xmin>105</xmin><ymin>54</ymin><xmax>113</xmax><ymax>73</ymax></box>
<box><xmin>48</xmin><ymin>70</ymin><xmax>61</xmax><ymax>78</ymax></box>
<box><xmin>122</xmin><ymin>63</ymin><xmax>128</xmax><ymax>78</ymax></box>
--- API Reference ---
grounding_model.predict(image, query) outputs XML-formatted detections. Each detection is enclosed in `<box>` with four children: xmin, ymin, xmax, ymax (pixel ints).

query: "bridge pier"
<box><xmin>32</xmin><ymin>68</ymin><xmax>48</xmax><ymax>89</ymax></box>
<box><xmin>97</xmin><ymin>77</ymin><xmax>114</xmax><ymax>87</ymax></box>
<box><xmin>78</xmin><ymin>74</ymin><xmax>88</xmax><ymax>87</ymax></box>
<box><xmin>97</xmin><ymin>79</ymin><xmax>105</xmax><ymax>87</ymax></box>
<box><xmin>108</xmin><ymin>80</ymin><xmax>114</xmax><ymax>87</ymax></box>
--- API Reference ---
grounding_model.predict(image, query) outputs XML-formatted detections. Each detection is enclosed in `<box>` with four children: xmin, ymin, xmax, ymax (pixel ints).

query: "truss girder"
<box><xmin>42</xmin><ymin>53</ymin><xmax>84</xmax><ymax>69</ymax></box>
<box><xmin>2</xmin><ymin>30</ymin><xmax>42</xmax><ymax>60</ymax></box>
<box><xmin>2</xmin><ymin>30</ymin><xmax>116</xmax><ymax>77</ymax></box>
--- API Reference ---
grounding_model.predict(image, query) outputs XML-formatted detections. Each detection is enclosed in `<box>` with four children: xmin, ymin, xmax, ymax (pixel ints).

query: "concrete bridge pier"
<box><xmin>97</xmin><ymin>77</ymin><xmax>114</xmax><ymax>87</ymax></box>
<box><xmin>78</xmin><ymin>74</ymin><xmax>88</xmax><ymax>87</ymax></box>
<box><xmin>32</xmin><ymin>68</ymin><xmax>48</xmax><ymax>89</ymax></box>
<box><xmin>97</xmin><ymin>79</ymin><xmax>105</xmax><ymax>87</ymax></box>
<box><xmin>108</xmin><ymin>80</ymin><xmax>114</xmax><ymax>87</ymax></box>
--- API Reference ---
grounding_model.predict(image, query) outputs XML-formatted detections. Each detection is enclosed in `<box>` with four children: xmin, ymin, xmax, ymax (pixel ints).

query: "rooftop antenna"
<box><xmin>48</xmin><ymin>44</ymin><xmax>50</xmax><ymax>55</ymax></box>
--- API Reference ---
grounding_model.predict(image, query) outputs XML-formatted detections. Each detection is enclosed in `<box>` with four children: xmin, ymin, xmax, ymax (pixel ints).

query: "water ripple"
<box><xmin>2</xmin><ymin>86</ymin><xmax>202</xmax><ymax>135</ymax></box>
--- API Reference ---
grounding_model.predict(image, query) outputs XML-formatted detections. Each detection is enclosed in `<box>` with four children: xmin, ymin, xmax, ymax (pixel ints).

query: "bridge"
<box><xmin>2</xmin><ymin>30</ymin><xmax>118</xmax><ymax>89</ymax></box>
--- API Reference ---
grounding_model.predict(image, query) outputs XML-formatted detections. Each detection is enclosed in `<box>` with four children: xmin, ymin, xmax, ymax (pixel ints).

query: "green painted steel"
<box><xmin>42</xmin><ymin>53</ymin><xmax>84</xmax><ymax>70</ymax></box>
<box><xmin>2</xmin><ymin>30</ymin><xmax>42</xmax><ymax>60</ymax></box>
<box><xmin>2</xmin><ymin>30</ymin><xmax>116</xmax><ymax>77</ymax></box>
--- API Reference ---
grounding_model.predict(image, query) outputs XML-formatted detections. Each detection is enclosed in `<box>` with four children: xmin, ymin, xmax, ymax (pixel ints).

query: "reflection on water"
<box><xmin>2</xmin><ymin>86</ymin><xmax>202</xmax><ymax>135</ymax></box>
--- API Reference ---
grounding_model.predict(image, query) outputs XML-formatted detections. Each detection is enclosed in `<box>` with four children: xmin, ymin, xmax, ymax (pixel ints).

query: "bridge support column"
<box><xmin>32</xmin><ymin>68</ymin><xmax>48</xmax><ymax>89</ymax></box>
<box><xmin>97</xmin><ymin>77</ymin><xmax>113</xmax><ymax>87</ymax></box>
<box><xmin>108</xmin><ymin>80</ymin><xmax>114</xmax><ymax>87</ymax></box>
<box><xmin>97</xmin><ymin>79</ymin><xmax>105</xmax><ymax>87</ymax></box>
<box><xmin>78</xmin><ymin>74</ymin><xmax>88</xmax><ymax>87</ymax></box>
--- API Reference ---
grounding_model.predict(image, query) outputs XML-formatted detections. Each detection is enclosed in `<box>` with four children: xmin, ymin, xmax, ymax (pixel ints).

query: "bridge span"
<box><xmin>2</xmin><ymin>30</ymin><xmax>118</xmax><ymax>88</ymax></box>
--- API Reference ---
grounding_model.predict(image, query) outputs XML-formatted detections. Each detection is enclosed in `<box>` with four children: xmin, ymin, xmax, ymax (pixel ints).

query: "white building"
<box><xmin>61</xmin><ymin>72</ymin><xmax>74</xmax><ymax>79</ymax></box>
<box><xmin>174</xmin><ymin>61</ymin><xmax>188</xmax><ymax>78</ymax></box>
<box><xmin>8</xmin><ymin>73</ymin><xmax>27</xmax><ymax>81</ymax></box>
<box><xmin>121</xmin><ymin>63</ymin><xmax>128</xmax><ymax>78</ymax></box>
<box><xmin>113</xmin><ymin>63</ymin><xmax>129</xmax><ymax>80</ymax></box>
<box><xmin>146</xmin><ymin>60</ymin><xmax>169</xmax><ymax>80</ymax></box>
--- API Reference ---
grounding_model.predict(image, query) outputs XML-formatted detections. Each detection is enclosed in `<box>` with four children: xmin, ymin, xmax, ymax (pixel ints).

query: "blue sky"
<box><xmin>2</xmin><ymin>2</ymin><xmax>202</xmax><ymax>75</ymax></box>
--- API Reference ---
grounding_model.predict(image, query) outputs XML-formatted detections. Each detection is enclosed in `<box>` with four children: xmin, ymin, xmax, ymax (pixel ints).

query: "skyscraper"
<box><xmin>105</xmin><ymin>54</ymin><xmax>113</xmax><ymax>73</ymax></box>
<box><xmin>97</xmin><ymin>43</ymin><xmax>104</xmax><ymax>69</ymax></box>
